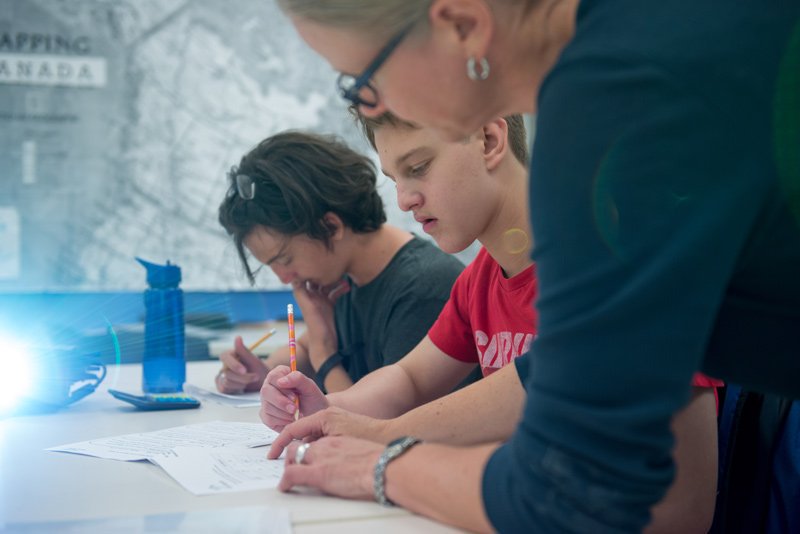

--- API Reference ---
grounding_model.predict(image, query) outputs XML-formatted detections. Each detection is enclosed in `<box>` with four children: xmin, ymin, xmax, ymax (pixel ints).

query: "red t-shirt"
<box><xmin>692</xmin><ymin>372</ymin><xmax>725</xmax><ymax>411</ymax></box>
<box><xmin>429</xmin><ymin>247</ymin><xmax>723</xmax><ymax>396</ymax></box>
<box><xmin>429</xmin><ymin>247</ymin><xmax>538</xmax><ymax>377</ymax></box>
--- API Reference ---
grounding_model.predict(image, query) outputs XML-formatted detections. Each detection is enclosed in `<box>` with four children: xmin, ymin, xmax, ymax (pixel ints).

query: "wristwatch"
<box><xmin>373</xmin><ymin>436</ymin><xmax>422</xmax><ymax>506</ymax></box>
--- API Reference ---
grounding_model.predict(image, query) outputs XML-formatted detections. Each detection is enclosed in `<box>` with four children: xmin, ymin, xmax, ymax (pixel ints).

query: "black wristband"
<box><xmin>314</xmin><ymin>352</ymin><xmax>343</xmax><ymax>394</ymax></box>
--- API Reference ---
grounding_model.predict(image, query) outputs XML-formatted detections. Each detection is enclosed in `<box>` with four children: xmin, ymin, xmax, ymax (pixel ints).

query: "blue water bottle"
<box><xmin>136</xmin><ymin>257</ymin><xmax>186</xmax><ymax>393</ymax></box>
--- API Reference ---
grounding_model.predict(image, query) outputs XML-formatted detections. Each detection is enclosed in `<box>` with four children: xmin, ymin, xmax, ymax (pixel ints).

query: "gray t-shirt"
<box><xmin>333</xmin><ymin>235</ymin><xmax>464</xmax><ymax>383</ymax></box>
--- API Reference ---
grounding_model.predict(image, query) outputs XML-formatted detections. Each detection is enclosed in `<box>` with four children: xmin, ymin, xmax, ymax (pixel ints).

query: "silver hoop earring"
<box><xmin>466</xmin><ymin>56</ymin><xmax>490</xmax><ymax>81</ymax></box>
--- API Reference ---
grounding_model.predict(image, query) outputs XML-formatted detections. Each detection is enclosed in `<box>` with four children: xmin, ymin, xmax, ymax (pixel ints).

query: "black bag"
<box><xmin>711</xmin><ymin>384</ymin><xmax>799</xmax><ymax>534</ymax></box>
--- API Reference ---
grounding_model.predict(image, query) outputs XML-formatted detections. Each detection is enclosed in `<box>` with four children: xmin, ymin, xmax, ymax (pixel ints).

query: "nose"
<box><xmin>396</xmin><ymin>181</ymin><xmax>422</xmax><ymax>212</ymax></box>
<box><xmin>271</xmin><ymin>265</ymin><xmax>296</xmax><ymax>285</ymax></box>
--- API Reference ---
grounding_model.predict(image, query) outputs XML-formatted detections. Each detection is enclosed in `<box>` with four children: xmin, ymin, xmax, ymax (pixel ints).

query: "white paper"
<box><xmin>47</xmin><ymin>421</ymin><xmax>278</xmax><ymax>461</ymax></box>
<box><xmin>151</xmin><ymin>445</ymin><xmax>285</xmax><ymax>495</ymax></box>
<box><xmin>184</xmin><ymin>383</ymin><xmax>262</xmax><ymax>408</ymax></box>
<box><xmin>2</xmin><ymin>505</ymin><xmax>292</xmax><ymax>534</ymax></box>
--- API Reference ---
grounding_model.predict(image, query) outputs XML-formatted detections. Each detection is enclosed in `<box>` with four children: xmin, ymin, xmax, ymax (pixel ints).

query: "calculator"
<box><xmin>108</xmin><ymin>389</ymin><xmax>201</xmax><ymax>410</ymax></box>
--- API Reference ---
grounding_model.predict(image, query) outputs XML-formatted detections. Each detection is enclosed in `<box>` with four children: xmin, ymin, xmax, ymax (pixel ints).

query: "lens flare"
<box><xmin>0</xmin><ymin>337</ymin><xmax>33</xmax><ymax>411</ymax></box>
<box><xmin>104</xmin><ymin>318</ymin><xmax>122</xmax><ymax>389</ymax></box>
<box><xmin>502</xmin><ymin>228</ymin><xmax>532</xmax><ymax>255</ymax></box>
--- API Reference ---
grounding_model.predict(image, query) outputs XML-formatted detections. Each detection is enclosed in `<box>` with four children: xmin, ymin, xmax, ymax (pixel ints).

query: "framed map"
<box><xmin>0</xmin><ymin>0</ymin><xmax>440</xmax><ymax>291</ymax></box>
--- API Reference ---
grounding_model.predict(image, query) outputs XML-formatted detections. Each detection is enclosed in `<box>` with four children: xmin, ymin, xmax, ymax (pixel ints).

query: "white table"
<box><xmin>0</xmin><ymin>361</ymin><xmax>460</xmax><ymax>533</ymax></box>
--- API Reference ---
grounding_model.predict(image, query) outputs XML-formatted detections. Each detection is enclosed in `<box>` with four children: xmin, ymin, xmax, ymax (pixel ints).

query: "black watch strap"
<box><xmin>314</xmin><ymin>352</ymin><xmax>343</xmax><ymax>394</ymax></box>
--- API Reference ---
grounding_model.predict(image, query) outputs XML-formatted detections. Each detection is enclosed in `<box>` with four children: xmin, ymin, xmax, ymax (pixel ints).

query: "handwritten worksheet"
<box><xmin>151</xmin><ymin>445</ymin><xmax>285</xmax><ymax>495</ymax></box>
<box><xmin>47</xmin><ymin>421</ymin><xmax>278</xmax><ymax>461</ymax></box>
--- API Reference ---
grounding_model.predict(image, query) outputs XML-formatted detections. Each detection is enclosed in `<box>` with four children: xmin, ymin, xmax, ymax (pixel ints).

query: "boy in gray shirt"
<box><xmin>216</xmin><ymin>131</ymin><xmax>463</xmax><ymax>393</ymax></box>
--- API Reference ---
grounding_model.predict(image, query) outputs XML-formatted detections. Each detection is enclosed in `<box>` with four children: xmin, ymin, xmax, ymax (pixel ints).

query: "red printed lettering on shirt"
<box><xmin>517</xmin><ymin>333</ymin><xmax>534</xmax><ymax>358</ymax></box>
<box><xmin>476</xmin><ymin>330</ymin><xmax>534</xmax><ymax>371</ymax></box>
<box><xmin>476</xmin><ymin>330</ymin><xmax>498</xmax><ymax>367</ymax></box>
<box><xmin>497</xmin><ymin>332</ymin><xmax>513</xmax><ymax>367</ymax></box>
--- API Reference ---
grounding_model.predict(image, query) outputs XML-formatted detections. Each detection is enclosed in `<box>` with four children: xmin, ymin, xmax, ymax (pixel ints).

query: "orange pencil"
<box><xmin>222</xmin><ymin>328</ymin><xmax>277</xmax><ymax>377</ymax></box>
<box><xmin>288</xmin><ymin>304</ymin><xmax>299</xmax><ymax>419</ymax></box>
<box><xmin>248</xmin><ymin>327</ymin><xmax>277</xmax><ymax>352</ymax></box>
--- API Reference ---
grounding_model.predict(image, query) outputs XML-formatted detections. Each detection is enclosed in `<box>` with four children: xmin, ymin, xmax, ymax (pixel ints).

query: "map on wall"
<box><xmin>0</xmin><ymin>0</ymin><xmax>453</xmax><ymax>291</ymax></box>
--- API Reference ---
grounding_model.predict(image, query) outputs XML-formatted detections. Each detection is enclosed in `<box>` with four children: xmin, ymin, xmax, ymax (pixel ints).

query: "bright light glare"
<box><xmin>0</xmin><ymin>337</ymin><xmax>33</xmax><ymax>410</ymax></box>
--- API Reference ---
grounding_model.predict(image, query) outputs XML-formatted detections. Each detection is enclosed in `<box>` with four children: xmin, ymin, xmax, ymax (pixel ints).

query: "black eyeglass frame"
<box><xmin>336</xmin><ymin>22</ymin><xmax>415</xmax><ymax>109</ymax></box>
<box><xmin>227</xmin><ymin>166</ymin><xmax>255</xmax><ymax>200</ymax></box>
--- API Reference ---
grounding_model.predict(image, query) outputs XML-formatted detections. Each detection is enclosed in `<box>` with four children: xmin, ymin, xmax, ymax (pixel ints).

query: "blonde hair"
<box><xmin>276</xmin><ymin>0</ymin><xmax>432</xmax><ymax>37</ymax></box>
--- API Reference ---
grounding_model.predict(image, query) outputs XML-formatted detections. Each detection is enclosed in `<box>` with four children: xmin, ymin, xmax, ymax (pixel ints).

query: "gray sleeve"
<box><xmin>378</xmin><ymin>294</ymin><xmax>452</xmax><ymax>365</ymax></box>
<box><xmin>377</xmin><ymin>243</ymin><xmax>462</xmax><ymax>365</ymax></box>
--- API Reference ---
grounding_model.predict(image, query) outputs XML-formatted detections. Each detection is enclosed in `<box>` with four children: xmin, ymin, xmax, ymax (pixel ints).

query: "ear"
<box><xmin>480</xmin><ymin>118</ymin><xmax>509</xmax><ymax>171</ymax></box>
<box><xmin>428</xmin><ymin>0</ymin><xmax>494</xmax><ymax>60</ymax></box>
<box><xmin>323</xmin><ymin>212</ymin><xmax>345</xmax><ymax>241</ymax></box>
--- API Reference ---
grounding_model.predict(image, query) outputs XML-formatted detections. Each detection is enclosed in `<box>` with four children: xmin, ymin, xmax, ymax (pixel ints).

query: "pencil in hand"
<box><xmin>219</xmin><ymin>327</ymin><xmax>278</xmax><ymax>383</ymax></box>
<box><xmin>288</xmin><ymin>304</ymin><xmax>299</xmax><ymax>420</ymax></box>
<box><xmin>248</xmin><ymin>327</ymin><xmax>278</xmax><ymax>352</ymax></box>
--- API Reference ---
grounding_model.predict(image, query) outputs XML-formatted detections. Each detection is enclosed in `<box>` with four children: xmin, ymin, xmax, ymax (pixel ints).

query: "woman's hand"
<box><xmin>280</xmin><ymin>436</ymin><xmax>382</xmax><ymax>500</ymax></box>
<box><xmin>268</xmin><ymin>406</ymin><xmax>390</xmax><ymax>458</ymax></box>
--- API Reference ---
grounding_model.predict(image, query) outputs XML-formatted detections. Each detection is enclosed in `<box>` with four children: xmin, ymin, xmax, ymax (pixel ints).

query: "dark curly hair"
<box><xmin>219</xmin><ymin>131</ymin><xmax>386</xmax><ymax>284</ymax></box>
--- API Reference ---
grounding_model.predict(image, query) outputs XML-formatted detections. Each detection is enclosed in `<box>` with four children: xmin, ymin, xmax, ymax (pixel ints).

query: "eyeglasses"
<box><xmin>228</xmin><ymin>166</ymin><xmax>255</xmax><ymax>200</ymax></box>
<box><xmin>336</xmin><ymin>22</ymin><xmax>414</xmax><ymax>109</ymax></box>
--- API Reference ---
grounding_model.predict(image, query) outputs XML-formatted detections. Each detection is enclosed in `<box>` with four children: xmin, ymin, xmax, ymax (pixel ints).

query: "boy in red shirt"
<box><xmin>263</xmin><ymin>114</ymin><xmax>719</xmax><ymax>531</ymax></box>
<box><xmin>261</xmin><ymin>115</ymin><xmax>536</xmax><ymax>427</ymax></box>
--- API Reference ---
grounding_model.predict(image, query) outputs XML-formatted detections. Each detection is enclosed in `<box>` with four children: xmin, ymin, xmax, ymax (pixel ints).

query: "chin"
<box><xmin>435</xmin><ymin>237</ymin><xmax>472</xmax><ymax>255</ymax></box>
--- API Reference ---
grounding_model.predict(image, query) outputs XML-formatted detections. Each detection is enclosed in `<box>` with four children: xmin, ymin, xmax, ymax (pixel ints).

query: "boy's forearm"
<box><xmin>385</xmin><ymin>363</ymin><xmax>526</xmax><ymax>445</ymax></box>
<box><xmin>328</xmin><ymin>364</ymin><xmax>420</xmax><ymax>419</ymax></box>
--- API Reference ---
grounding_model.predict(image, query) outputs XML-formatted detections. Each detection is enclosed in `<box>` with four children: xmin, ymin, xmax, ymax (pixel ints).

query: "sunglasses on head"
<box><xmin>227</xmin><ymin>166</ymin><xmax>255</xmax><ymax>200</ymax></box>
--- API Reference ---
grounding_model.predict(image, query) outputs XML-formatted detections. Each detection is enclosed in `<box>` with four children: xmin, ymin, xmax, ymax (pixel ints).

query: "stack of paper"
<box><xmin>47</xmin><ymin>421</ymin><xmax>285</xmax><ymax>495</ymax></box>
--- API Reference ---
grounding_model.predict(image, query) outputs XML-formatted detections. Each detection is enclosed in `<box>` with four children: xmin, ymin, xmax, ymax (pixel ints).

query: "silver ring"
<box><xmin>217</xmin><ymin>370</ymin><xmax>225</xmax><ymax>381</ymax></box>
<box><xmin>294</xmin><ymin>442</ymin><xmax>311</xmax><ymax>465</ymax></box>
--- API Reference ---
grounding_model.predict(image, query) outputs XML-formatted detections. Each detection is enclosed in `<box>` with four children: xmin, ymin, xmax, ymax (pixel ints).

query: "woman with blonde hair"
<box><xmin>268</xmin><ymin>1</ymin><xmax>800</xmax><ymax>532</ymax></box>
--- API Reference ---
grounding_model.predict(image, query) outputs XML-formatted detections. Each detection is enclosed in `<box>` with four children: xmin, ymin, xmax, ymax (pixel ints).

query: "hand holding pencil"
<box><xmin>216</xmin><ymin>327</ymin><xmax>277</xmax><ymax>394</ymax></box>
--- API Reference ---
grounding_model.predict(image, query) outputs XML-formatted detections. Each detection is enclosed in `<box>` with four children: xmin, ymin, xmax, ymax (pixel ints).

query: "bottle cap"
<box><xmin>136</xmin><ymin>257</ymin><xmax>182</xmax><ymax>288</ymax></box>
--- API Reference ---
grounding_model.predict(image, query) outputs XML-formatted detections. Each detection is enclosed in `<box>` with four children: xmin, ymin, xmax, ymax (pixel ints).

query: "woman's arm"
<box><xmin>279</xmin><ymin>437</ymin><xmax>496</xmax><ymax>533</ymax></box>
